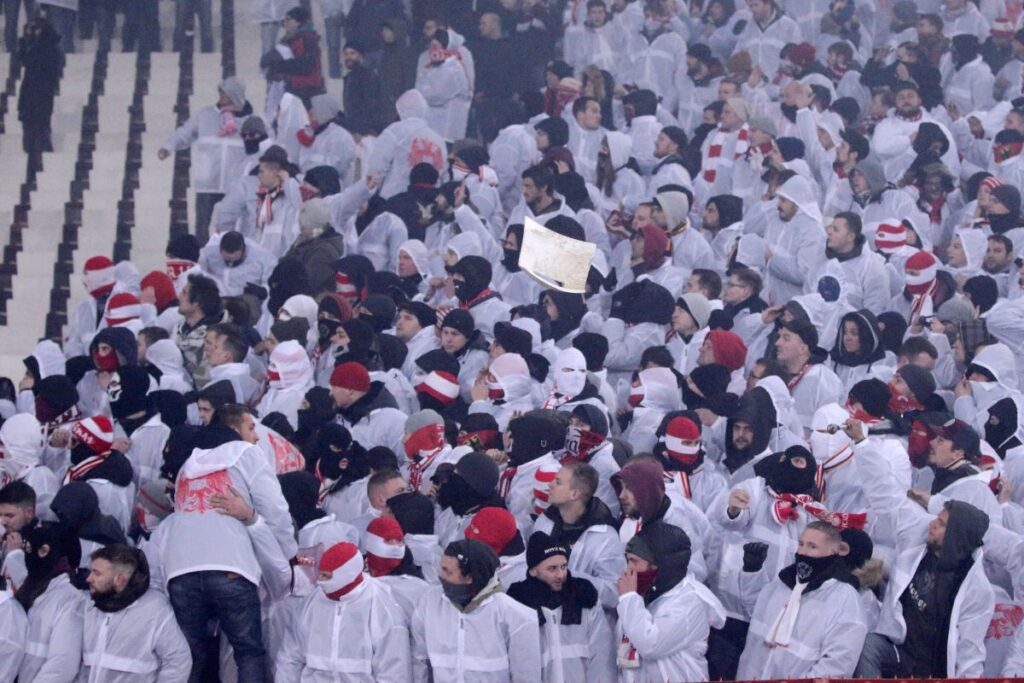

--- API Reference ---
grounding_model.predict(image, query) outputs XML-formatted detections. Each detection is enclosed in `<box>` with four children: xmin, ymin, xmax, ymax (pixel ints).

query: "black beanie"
<box><xmin>303</xmin><ymin>166</ymin><xmax>341</xmax><ymax>197</ymax></box>
<box><xmin>387</xmin><ymin>491</ymin><xmax>435</xmax><ymax>535</ymax></box>
<box><xmin>508</xmin><ymin>410</ymin><xmax>568</xmax><ymax>466</ymax></box>
<box><xmin>689</xmin><ymin>363</ymin><xmax>731</xmax><ymax>398</ymax></box>
<box><xmin>535</xmin><ymin>117</ymin><xmax>569</xmax><ymax>147</ymax></box>
<box><xmin>198</xmin><ymin>379</ymin><xmax>237</xmax><ymax>408</ymax></box>
<box><xmin>449</xmin><ymin>256</ymin><xmax>493</xmax><ymax>302</ymax></box>
<box><xmin>415</xmin><ymin>348</ymin><xmax>460</xmax><ymax>377</ymax></box>
<box><xmin>35</xmin><ymin>375</ymin><xmax>78</xmax><ymax>416</ymax></box>
<box><xmin>570</xmin><ymin>403</ymin><xmax>608</xmax><ymax>437</ymax></box>
<box><xmin>441</xmin><ymin>309</ymin><xmax>475</xmax><ymax>338</ymax></box>
<box><xmin>399</xmin><ymin>301</ymin><xmax>437</xmax><ymax>330</ymax></box>
<box><xmin>848</xmin><ymin>378</ymin><xmax>891</xmax><ymax>418</ymax></box>
<box><xmin>166</xmin><ymin>234</ymin><xmax>200</xmax><ymax>262</ymax></box>
<box><xmin>526</xmin><ymin>530</ymin><xmax>570</xmax><ymax>569</ymax></box>
<box><xmin>494</xmin><ymin>322</ymin><xmax>533</xmax><ymax>356</ymax></box>
<box><xmin>992</xmin><ymin>184</ymin><xmax>1022</xmax><ymax>215</ymax></box>
<box><xmin>572</xmin><ymin>333</ymin><xmax>609</xmax><ymax>371</ymax></box>
<box><xmin>359</xmin><ymin>295</ymin><xmax>397</xmax><ymax>333</ymax></box>
<box><xmin>963</xmin><ymin>275</ymin><xmax>999</xmax><ymax>314</ymax></box>
<box><xmin>897</xmin><ymin>364</ymin><xmax>937</xmax><ymax>403</ymax></box>
<box><xmin>782</xmin><ymin>319</ymin><xmax>818</xmax><ymax>351</ymax></box>
<box><xmin>455</xmin><ymin>452</ymin><xmax>500</xmax><ymax>497</ymax></box>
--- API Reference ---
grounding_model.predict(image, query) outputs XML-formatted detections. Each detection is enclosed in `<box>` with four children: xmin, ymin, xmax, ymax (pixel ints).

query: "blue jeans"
<box><xmin>168</xmin><ymin>571</ymin><xmax>266</xmax><ymax>683</ymax></box>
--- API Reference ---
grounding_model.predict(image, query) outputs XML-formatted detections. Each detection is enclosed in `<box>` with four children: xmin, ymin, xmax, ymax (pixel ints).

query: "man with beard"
<box><xmin>763</xmin><ymin>174</ymin><xmax>827</xmax><ymax>305</ymax></box>
<box><xmin>198</xmin><ymin>230</ymin><xmax>276</xmax><ymax>299</ymax></box>
<box><xmin>507</xmin><ymin>532</ymin><xmax>616</xmax><ymax>681</ymax></box>
<box><xmin>871</xmin><ymin>81</ymin><xmax>958</xmax><ymax>180</ymax></box>
<box><xmin>395</xmin><ymin>302</ymin><xmax>440</xmax><ymax>380</ymax></box>
<box><xmin>677</xmin><ymin>43</ymin><xmax>721</xmax><ymax>134</ymax></box>
<box><xmin>648</xmin><ymin>126</ymin><xmax>693</xmax><ymax>197</ymax></box>
<box><xmin>411</xmin><ymin>539</ymin><xmax>541</xmax><ymax>681</ymax></box>
<box><xmin>510</xmin><ymin>163</ymin><xmax>577</xmax><ymax>225</ymax></box>
<box><xmin>810</xmin><ymin>212</ymin><xmax>890</xmax><ymax>311</ymax></box>
<box><xmin>15</xmin><ymin>522</ymin><xmax>83</xmax><ymax>683</ymax></box>
<box><xmin>341</xmin><ymin>42</ymin><xmax>384</xmax><ymax>132</ymax></box>
<box><xmin>737</xmin><ymin>522</ymin><xmax>867</xmax><ymax>679</ymax></box>
<box><xmin>82</xmin><ymin>544</ymin><xmax>191</xmax><ymax>680</ymax></box>
<box><xmin>983</xmin><ymin>235</ymin><xmax>1016</xmax><ymax>296</ymax></box>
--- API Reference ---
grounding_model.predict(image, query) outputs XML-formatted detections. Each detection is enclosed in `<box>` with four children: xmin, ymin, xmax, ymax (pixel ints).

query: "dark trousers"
<box><xmin>194</xmin><ymin>192</ymin><xmax>222</xmax><ymax>246</ymax></box>
<box><xmin>855</xmin><ymin>632</ymin><xmax>912</xmax><ymax>678</ymax></box>
<box><xmin>173</xmin><ymin>0</ymin><xmax>212</xmax><ymax>52</ymax></box>
<box><xmin>168</xmin><ymin>571</ymin><xmax>266</xmax><ymax>683</ymax></box>
<box><xmin>4</xmin><ymin>0</ymin><xmax>35</xmax><ymax>52</ymax></box>
<box><xmin>122</xmin><ymin>0</ymin><xmax>159</xmax><ymax>53</ymax></box>
<box><xmin>707</xmin><ymin>617</ymin><xmax>749</xmax><ymax>681</ymax></box>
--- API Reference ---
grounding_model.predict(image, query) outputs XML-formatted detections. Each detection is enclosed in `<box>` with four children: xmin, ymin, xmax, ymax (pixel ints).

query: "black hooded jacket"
<box><xmin>830</xmin><ymin>309</ymin><xmax>887</xmax><ymax>369</ymax></box>
<box><xmin>338</xmin><ymin>381</ymin><xmax>400</xmax><ymax>425</ymax></box>
<box><xmin>633</xmin><ymin>521</ymin><xmax>691</xmax><ymax>604</ymax></box>
<box><xmin>723</xmin><ymin>387</ymin><xmax>776</xmax><ymax>474</ymax></box>
<box><xmin>50</xmin><ymin>482</ymin><xmax>127</xmax><ymax>545</ymax></box>
<box><xmin>899</xmin><ymin>500</ymin><xmax>988</xmax><ymax>677</ymax></box>
<box><xmin>543</xmin><ymin>496</ymin><xmax>618</xmax><ymax>547</ymax></box>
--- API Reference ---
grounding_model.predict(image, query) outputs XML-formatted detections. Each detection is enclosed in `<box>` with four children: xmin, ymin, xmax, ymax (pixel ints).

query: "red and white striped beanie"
<box><xmin>904</xmin><ymin>250</ymin><xmax>938</xmax><ymax>285</ymax></box>
<box><xmin>415</xmin><ymin>370</ymin><xmax>461</xmax><ymax>405</ymax></box>
<box><xmin>84</xmin><ymin>256</ymin><xmax>115</xmax><ymax>298</ymax></box>
<box><xmin>364</xmin><ymin>516</ymin><xmax>406</xmax><ymax>577</ymax></box>
<box><xmin>70</xmin><ymin>415</ymin><xmax>114</xmax><ymax>455</ymax></box>
<box><xmin>105</xmin><ymin>293</ymin><xmax>142</xmax><ymax>327</ymax></box>
<box><xmin>874</xmin><ymin>221</ymin><xmax>906</xmax><ymax>255</ymax></box>
<box><xmin>318</xmin><ymin>542</ymin><xmax>364</xmax><ymax>598</ymax></box>
<box><xmin>532</xmin><ymin>460</ymin><xmax>562</xmax><ymax>516</ymax></box>
<box><xmin>664</xmin><ymin>416</ymin><xmax>701</xmax><ymax>462</ymax></box>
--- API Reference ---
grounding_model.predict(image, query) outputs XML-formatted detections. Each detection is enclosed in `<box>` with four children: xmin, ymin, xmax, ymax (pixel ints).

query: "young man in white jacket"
<box><xmin>276</xmin><ymin>541</ymin><xmax>412</xmax><ymax>681</ymax></box>
<box><xmin>507</xmin><ymin>532</ymin><xmax>617</xmax><ymax>682</ymax></box>
<box><xmin>160</xmin><ymin>420</ymin><xmax>296</xmax><ymax>682</ymax></box>
<box><xmin>410</xmin><ymin>539</ymin><xmax>542</xmax><ymax>682</ymax></box>
<box><xmin>82</xmin><ymin>544</ymin><xmax>192</xmax><ymax>682</ymax></box>
<box><xmin>736</xmin><ymin>521</ymin><xmax>867</xmax><ymax>680</ymax></box>
<box><xmin>616</xmin><ymin>521</ymin><xmax>726</xmax><ymax>683</ymax></box>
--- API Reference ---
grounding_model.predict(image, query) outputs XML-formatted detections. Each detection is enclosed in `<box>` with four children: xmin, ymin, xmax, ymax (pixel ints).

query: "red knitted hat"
<box><xmin>329</xmin><ymin>361</ymin><xmax>371</xmax><ymax>392</ymax></box>
<box><xmin>788</xmin><ymin>42</ymin><xmax>816</xmax><ymax>68</ymax></box>
<box><xmin>664</xmin><ymin>416</ymin><xmax>701</xmax><ymax>459</ymax></box>
<box><xmin>707</xmin><ymin>330</ymin><xmax>747</xmax><ymax>371</ymax></box>
<box><xmin>141</xmin><ymin>271</ymin><xmax>177</xmax><ymax>311</ymax></box>
<box><xmin>84</xmin><ymin>256</ymin><xmax>115</xmax><ymax>297</ymax></box>
<box><xmin>465</xmin><ymin>506</ymin><xmax>517</xmax><ymax>555</ymax></box>
<box><xmin>905</xmin><ymin>250</ymin><xmax>937</xmax><ymax>272</ymax></box>
<box><xmin>70</xmin><ymin>416</ymin><xmax>114</xmax><ymax>454</ymax></box>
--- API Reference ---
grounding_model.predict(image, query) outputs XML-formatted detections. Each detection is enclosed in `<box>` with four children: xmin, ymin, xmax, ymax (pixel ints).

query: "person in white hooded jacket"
<box><xmin>16</xmin><ymin>522</ymin><xmax>85</xmax><ymax>683</ymax></box>
<box><xmin>296</xmin><ymin>93</ymin><xmax>356</xmax><ymax>178</ymax></box>
<box><xmin>0</xmin><ymin>576</ymin><xmax>27</xmax><ymax>681</ymax></box>
<box><xmin>467</xmin><ymin>352</ymin><xmax>536</xmax><ymax>432</ymax></box>
<box><xmin>623</xmin><ymin>366</ymin><xmax>682</xmax><ymax>456</ymax></box>
<box><xmin>158</xmin><ymin>419</ymin><xmax>296</xmax><ymax>682</ymax></box>
<box><xmin>616</xmin><ymin>521</ymin><xmax>726</xmax><ymax>683</ymax></box>
<box><xmin>276</xmin><ymin>541</ymin><xmax>412</xmax><ymax>682</ymax></box>
<box><xmin>256</xmin><ymin>340</ymin><xmax>314</xmax><ymax>432</ymax></box>
<box><xmin>737</xmin><ymin>521</ymin><xmax>867</xmax><ymax>680</ymax></box>
<box><xmin>367</xmin><ymin>90</ymin><xmax>447</xmax><ymax>200</ymax></box>
<box><xmin>81</xmin><ymin>543</ymin><xmax>192</xmax><ymax>683</ymax></box>
<box><xmin>410</xmin><ymin>539</ymin><xmax>542</xmax><ymax>683</ymax></box>
<box><xmin>507</xmin><ymin>532</ymin><xmax>617</xmax><ymax>683</ymax></box>
<box><xmin>415</xmin><ymin>30</ymin><xmax>473</xmax><ymax>142</ymax></box>
<box><xmin>764</xmin><ymin>174</ymin><xmax>828</xmax><ymax>305</ymax></box>
<box><xmin>0</xmin><ymin>413</ymin><xmax>58</xmax><ymax>522</ymax></box>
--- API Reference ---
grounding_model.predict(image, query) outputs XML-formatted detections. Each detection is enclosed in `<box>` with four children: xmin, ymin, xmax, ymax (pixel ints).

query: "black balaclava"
<box><xmin>355</xmin><ymin>195</ymin><xmax>388</xmax><ymax>236</ymax></box>
<box><xmin>161</xmin><ymin>425</ymin><xmax>201</xmax><ymax>481</ymax></box>
<box><xmin>34</xmin><ymin>375</ymin><xmax>78</xmax><ymax>424</ymax></box>
<box><xmin>268</xmin><ymin>257</ymin><xmax>311</xmax><ymax>317</ymax></box>
<box><xmin>451</xmin><ymin>256</ymin><xmax>493</xmax><ymax>303</ymax></box>
<box><xmin>502</xmin><ymin>224</ymin><xmax>524</xmax><ymax>273</ymax></box>
<box><xmin>754</xmin><ymin>445</ymin><xmax>818</xmax><ymax>494</ymax></box>
<box><xmin>545</xmin><ymin>290</ymin><xmax>586</xmax><ymax>342</ymax></box>
<box><xmin>316</xmin><ymin>424</ymin><xmax>370</xmax><ymax>491</ymax></box>
<box><xmin>16</xmin><ymin>522</ymin><xmax>80</xmax><ymax>610</ymax></box>
<box><xmin>986</xmin><ymin>397</ymin><xmax>1022</xmax><ymax>458</ymax></box>
<box><xmin>278</xmin><ymin>471</ymin><xmax>327</xmax><ymax>530</ymax></box>
<box><xmin>109</xmin><ymin>366</ymin><xmax>153</xmax><ymax>428</ymax></box>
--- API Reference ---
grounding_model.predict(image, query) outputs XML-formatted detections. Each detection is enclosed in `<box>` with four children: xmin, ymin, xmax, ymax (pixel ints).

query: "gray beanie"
<box><xmin>748</xmin><ymin>115</ymin><xmax>777</xmax><ymax>137</ymax></box>
<box><xmin>299</xmin><ymin>198</ymin><xmax>331</xmax><ymax>234</ymax></box>
<box><xmin>241</xmin><ymin>116</ymin><xmax>267</xmax><ymax>137</ymax></box>
<box><xmin>677</xmin><ymin>293</ymin><xmax>711</xmax><ymax>329</ymax></box>
<box><xmin>218</xmin><ymin>77</ymin><xmax>246</xmax><ymax>110</ymax></box>
<box><xmin>310</xmin><ymin>94</ymin><xmax>341</xmax><ymax>126</ymax></box>
<box><xmin>405</xmin><ymin>408</ymin><xmax>444</xmax><ymax>434</ymax></box>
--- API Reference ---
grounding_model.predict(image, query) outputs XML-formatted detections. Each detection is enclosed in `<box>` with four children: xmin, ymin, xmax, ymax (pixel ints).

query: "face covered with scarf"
<box><xmin>563</xmin><ymin>404</ymin><xmax>608</xmax><ymax>463</ymax></box>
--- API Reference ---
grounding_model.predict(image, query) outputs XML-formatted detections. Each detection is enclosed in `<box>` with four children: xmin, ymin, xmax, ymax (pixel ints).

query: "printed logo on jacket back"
<box><xmin>175</xmin><ymin>469</ymin><xmax>233</xmax><ymax>513</ymax></box>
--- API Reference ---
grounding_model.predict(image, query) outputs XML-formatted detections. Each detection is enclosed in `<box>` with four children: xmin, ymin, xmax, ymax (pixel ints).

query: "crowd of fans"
<box><xmin>4</xmin><ymin>0</ymin><xmax>1024</xmax><ymax>681</ymax></box>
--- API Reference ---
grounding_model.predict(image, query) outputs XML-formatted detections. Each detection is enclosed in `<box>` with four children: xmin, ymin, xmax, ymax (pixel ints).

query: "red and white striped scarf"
<box><xmin>770</xmin><ymin>490</ymin><xmax>867</xmax><ymax>529</ymax></box>
<box><xmin>408</xmin><ymin>447</ymin><xmax>444</xmax><ymax>492</ymax></box>
<box><xmin>63</xmin><ymin>453</ymin><xmax>110</xmax><ymax>485</ymax></box>
<box><xmin>703</xmin><ymin>125</ymin><xmax>749</xmax><ymax>183</ymax></box>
